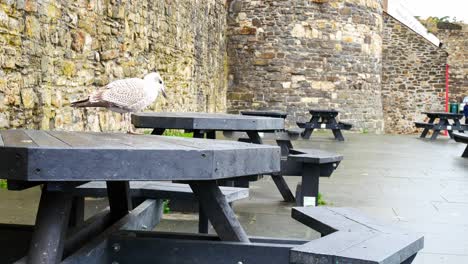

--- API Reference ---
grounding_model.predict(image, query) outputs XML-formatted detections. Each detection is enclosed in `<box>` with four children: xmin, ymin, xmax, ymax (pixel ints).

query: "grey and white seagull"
<box><xmin>71</xmin><ymin>72</ymin><xmax>167</xmax><ymax>133</ymax></box>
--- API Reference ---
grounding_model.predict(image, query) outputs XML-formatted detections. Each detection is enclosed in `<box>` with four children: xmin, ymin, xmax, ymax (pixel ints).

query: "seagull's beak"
<box><xmin>161</xmin><ymin>87</ymin><xmax>167</xmax><ymax>99</ymax></box>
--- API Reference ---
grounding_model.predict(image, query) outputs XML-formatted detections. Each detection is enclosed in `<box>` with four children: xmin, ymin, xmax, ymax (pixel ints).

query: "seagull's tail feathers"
<box><xmin>71</xmin><ymin>98</ymin><xmax>108</xmax><ymax>108</ymax></box>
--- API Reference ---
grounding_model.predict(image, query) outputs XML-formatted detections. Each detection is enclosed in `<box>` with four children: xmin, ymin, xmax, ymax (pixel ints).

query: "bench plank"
<box><xmin>288</xmin><ymin>149</ymin><xmax>343</xmax><ymax>164</ymax></box>
<box><xmin>290</xmin><ymin>207</ymin><xmax>424</xmax><ymax>264</ymax></box>
<box><xmin>74</xmin><ymin>181</ymin><xmax>248</xmax><ymax>203</ymax></box>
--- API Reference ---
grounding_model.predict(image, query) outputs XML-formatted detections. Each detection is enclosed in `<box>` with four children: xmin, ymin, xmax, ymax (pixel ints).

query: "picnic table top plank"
<box><xmin>240</xmin><ymin>110</ymin><xmax>288</xmax><ymax>119</ymax></box>
<box><xmin>308</xmin><ymin>109</ymin><xmax>339</xmax><ymax>115</ymax></box>
<box><xmin>132</xmin><ymin>112</ymin><xmax>285</xmax><ymax>131</ymax></box>
<box><xmin>23</xmin><ymin>130</ymin><xmax>70</xmax><ymax>148</ymax></box>
<box><xmin>422</xmin><ymin>112</ymin><xmax>463</xmax><ymax>118</ymax></box>
<box><xmin>0</xmin><ymin>130</ymin><xmax>280</xmax><ymax>182</ymax></box>
<box><xmin>1</xmin><ymin>129</ymin><xmax>38</xmax><ymax>148</ymax></box>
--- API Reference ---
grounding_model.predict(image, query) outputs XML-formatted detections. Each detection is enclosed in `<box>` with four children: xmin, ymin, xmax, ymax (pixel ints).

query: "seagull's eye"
<box><xmin>159</xmin><ymin>80</ymin><xmax>163</xmax><ymax>84</ymax></box>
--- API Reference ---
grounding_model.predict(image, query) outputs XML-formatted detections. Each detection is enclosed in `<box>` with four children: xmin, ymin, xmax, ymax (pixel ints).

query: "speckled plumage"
<box><xmin>71</xmin><ymin>72</ymin><xmax>165</xmax><ymax>113</ymax></box>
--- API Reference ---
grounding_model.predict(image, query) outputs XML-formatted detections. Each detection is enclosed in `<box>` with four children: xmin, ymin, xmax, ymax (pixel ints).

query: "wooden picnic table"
<box><xmin>132</xmin><ymin>112</ymin><xmax>343</xmax><ymax>207</ymax></box>
<box><xmin>415</xmin><ymin>112</ymin><xmax>467</xmax><ymax>140</ymax></box>
<box><xmin>132</xmin><ymin>112</ymin><xmax>285</xmax><ymax>186</ymax></box>
<box><xmin>0</xmin><ymin>129</ymin><xmax>280</xmax><ymax>264</ymax></box>
<box><xmin>296</xmin><ymin>109</ymin><xmax>352</xmax><ymax>141</ymax></box>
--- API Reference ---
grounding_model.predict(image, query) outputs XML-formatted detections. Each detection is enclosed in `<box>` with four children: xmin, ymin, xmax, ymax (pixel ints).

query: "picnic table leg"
<box><xmin>301</xmin><ymin>116</ymin><xmax>319</xmax><ymax>139</ymax></box>
<box><xmin>68</xmin><ymin>197</ymin><xmax>85</xmax><ymax>228</ymax></box>
<box><xmin>454</xmin><ymin>119</ymin><xmax>464</xmax><ymax>133</ymax></box>
<box><xmin>442</xmin><ymin>119</ymin><xmax>454</xmax><ymax>139</ymax></box>
<box><xmin>151</xmin><ymin>128</ymin><xmax>166</xmax><ymax>135</ymax></box>
<box><xmin>420</xmin><ymin>117</ymin><xmax>435</xmax><ymax>138</ymax></box>
<box><xmin>189</xmin><ymin>181</ymin><xmax>249</xmax><ymax>242</ymax></box>
<box><xmin>198</xmin><ymin>206</ymin><xmax>209</xmax><ymax>234</ymax></box>
<box><xmin>27</xmin><ymin>184</ymin><xmax>73</xmax><ymax>264</ymax></box>
<box><xmin>271</xmin><ymin>140</ymin><xmax>295</xmax><ymax>202</ymax></box>
<box><xmin>296</xmin><ymin>164</ymin><xmax>320</xmax><ymax>206</ymax></box>
<box><xmin>271</xmin><ymin>174</ymin><xmax>295</xmax><ymax>202</ymax></box>
<box><xmin>430</xmin><ymin>129</ymin><xmax>441</xmax><ymax>140</ymax></box>
<box><xmin>193</xmin><ymin>130</ymin><xmax>204</xmax><ymax>138</ymax></box>
<box><xmin>206</xmin><ymin>131</ymin><xmax>216</xmax><ymax>139</ymax></box>
<box><xmin>329</xmin><ymin>118</ymin><xmax>345</xmax><ymax>141</ymax></box>
<box><xmin>106</xmin><ymin>181</ymin><xmax>132</xmax><ymax>223</ymax></box>
<box><xmin>462</xmin><ymin>146</ymin><xmax>468</xmax><ymax>158</ymax></box>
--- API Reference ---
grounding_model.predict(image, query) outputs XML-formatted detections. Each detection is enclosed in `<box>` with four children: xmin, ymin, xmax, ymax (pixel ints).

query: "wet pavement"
<box><xmin>1</xmin><ymin>132</ymin><xmax>467</xmax><ymax>263</ymax></box>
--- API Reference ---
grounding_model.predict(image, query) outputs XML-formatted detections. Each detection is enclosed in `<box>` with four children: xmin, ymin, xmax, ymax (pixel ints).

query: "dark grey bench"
<box><xmin>73</xmin><ymin>181</ymin><xmax>248</xmax><ymax>233</ymax></box>
<box><xmin>454</xmin><ymin>132</ymin><xmax>468</xmax><ymax>157</ymax></box>
<box><xmin>232</xmin><ymin>111</ymin><xmax>343</xmax><ymax>206</ymax></box>
<box><xmin>100</xmin><ymin>206</ymin><xmax>423</xmax><ymax>264</ymax></box>
<box><xmin>291</xmin><ymin>207</ymin><xmax>424</xmax><ymax>264</ymax></box>
<box><xmin>414</xmin><ymin>122</ymin><xmax>435</xmax><ymax>129</ymax></box>
<box><xmin>283</xmin><ymin>149</ymin><xmax>342</xmax><ymax>206</ymax></box>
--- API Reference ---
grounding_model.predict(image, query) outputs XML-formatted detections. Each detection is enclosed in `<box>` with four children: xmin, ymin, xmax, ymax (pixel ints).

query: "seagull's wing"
<box><xmin>90</xmin><ymin>78</ymin><xmax>146</xmax><ymax>110</ymax></box>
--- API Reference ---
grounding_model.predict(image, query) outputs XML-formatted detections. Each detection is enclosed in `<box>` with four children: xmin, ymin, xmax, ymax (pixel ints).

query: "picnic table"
<box><xmin>132</xmin><ymin>111</ymin><xmax>343</xmax><ymax>207</ymax></box>
<box><xmin>415</xmin><ymin>112</ymin><xmax>467</xmax><ymax>140</ymax></box>
<box><xmin>0</xmin><ymin>129</ymin><xmax>280</xmax><ymax>264</ymax></box>
<box><xmin>296</xmin><ymin>109</ymin><xmax>352</xmax><ymax>141</ymax></box>
<box><xmin>132</xmin><ymin>112</ymin><xmax>285</xmax><ymax>188</ymax></box>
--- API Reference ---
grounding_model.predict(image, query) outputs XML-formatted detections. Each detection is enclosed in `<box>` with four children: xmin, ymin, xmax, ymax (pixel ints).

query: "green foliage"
<box><xmin>163</xmin><ymin>130</ymin><xmax>193</xmax><ymax>138</ymax></box>
<box><xmin>143</xmin><ymin>129</ymin><xmax>193</xmax><ymax>138</ymax></box>
<box><xmin>0</xmin><ymin>179</ymin><xmax>7</xmax><ymax>189</ymax></box>
<box><xmin>317</xmin><ymin>192</ymin><xmax>327</xmax><ymax>206</ymax></box>
<box><xmin>163</xmin><ymin>200</ymin><xmax>171</xmax><ymax>214</ymax></box>
<box><xmin>361</xmin><ymin>128</ymin><xmax>369</xmax><ymax>134</ymax></box>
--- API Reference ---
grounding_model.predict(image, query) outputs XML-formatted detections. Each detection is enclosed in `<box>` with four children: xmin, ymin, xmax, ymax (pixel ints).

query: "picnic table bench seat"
<box><xmin>74</xmin><ymin>181</ymin><xmax>248</xmax><ymax>204</ymax></box>
<box><xmin>72</xmin><ymin>181</ymin><xmax>248</xmax><ymax>234</ymax></box>
<box><xmin>414</xmin><ymin>122</ymin><xmax>435</xmax><ymax>129</ymax></box>
<box><xmin>296</xmin><ymin>121</ymin><xmax>352</xmax><ymax>131</ymax></box>
<box><xmin>453</xmin><ymin>132</ymin><xmax>468</xmax><ymax>157</ymax></box>
<box><xmin>290</xmin><ymin>207</ymin><xmax>423</xmax><ymax>264</ymax></box>
<box><xmin>98</xmin><ymin>206</ymin><xmax>423</xmax><ymax>264</ymax></box>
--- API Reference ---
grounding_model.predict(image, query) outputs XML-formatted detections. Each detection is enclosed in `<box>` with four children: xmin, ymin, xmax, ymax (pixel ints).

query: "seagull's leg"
<box><xmin>127</xmin><ymin>113</ymin><xmax>141</xmax><ymax>135</ymax></box>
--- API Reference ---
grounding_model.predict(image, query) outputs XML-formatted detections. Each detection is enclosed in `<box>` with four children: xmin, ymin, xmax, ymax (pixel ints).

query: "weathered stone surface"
<box><xmin>226</xmin><ymin>0</ymin><xmax>385</xmax><ymax>133</ymax></box>
<box><xmin>382</xmin><ymin>13</ymin><xmax>448</xmax><ymax>134</ymax></box>
<box><xmin>0</xmin><ymin>0</ymin><xmax>227</xmax><ymax>131</ymax></box>
<box><xmin>436</xmin><ymin>23</ymin><xmax>467</xmax><ymax>102</ymax></box>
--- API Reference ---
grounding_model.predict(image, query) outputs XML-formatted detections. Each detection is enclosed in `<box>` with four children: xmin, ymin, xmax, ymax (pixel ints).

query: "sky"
<box><xmin>399</xmin><ymin>0</ymin><xmax>468</xmax><ymax>22</ymax></box>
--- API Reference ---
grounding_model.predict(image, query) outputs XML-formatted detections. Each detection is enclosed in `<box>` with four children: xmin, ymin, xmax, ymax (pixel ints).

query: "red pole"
<box><xmin>444</xmin><ymin>64</ymin><xmax>449</xmax><ymax>136</ymax></box>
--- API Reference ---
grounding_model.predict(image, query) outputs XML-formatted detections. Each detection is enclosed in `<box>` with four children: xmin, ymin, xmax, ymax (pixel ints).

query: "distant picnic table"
<box><xmin>297</xmin><ymin>109</ymin><xmax>352</xmax><ymax>141</ymax></box>
<box><xmin>415</xmin><ymin>112</ymin><xmax>467</xmax><ymax>140</ymax></box>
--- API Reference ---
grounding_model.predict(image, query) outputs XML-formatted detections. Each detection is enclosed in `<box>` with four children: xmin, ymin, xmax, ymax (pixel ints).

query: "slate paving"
<box><xmin>0</xmin><ymin>132</ymin><xmax>467</xmax><ymax>263</ymax></box>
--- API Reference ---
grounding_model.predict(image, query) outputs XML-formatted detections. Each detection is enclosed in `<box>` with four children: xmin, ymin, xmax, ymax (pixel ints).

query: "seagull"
<box><xmin>71</xmin><ymin>72</ymin><xmax>167</xmax><ymax>134</ymax></box>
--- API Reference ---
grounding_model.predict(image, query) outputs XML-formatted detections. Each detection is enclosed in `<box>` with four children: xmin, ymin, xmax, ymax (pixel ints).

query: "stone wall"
<box><xmin>0</xmin><ymin>0</ymin><xmax>227</xmax><ymax>131</ymax></box>
<box><xmin>437</xmin><ymin>23</ymin><xmax>467</xmax><ymax>102</ymax></box>
<box><xmin>382</xmin><ymin>13</ymin><xmax>448</xmax><ymax>134</ymax></box>
<box><xmin>226</xmin><ymin>0</ymin><xmax>385</xmax><ymax>132</ymax></box>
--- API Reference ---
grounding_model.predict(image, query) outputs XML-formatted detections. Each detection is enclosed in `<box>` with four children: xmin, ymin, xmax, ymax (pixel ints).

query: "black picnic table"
<box><xmin>133</xmin><ymin>112</ymin><xmax>343</xmax><ymax>207</ymax></box>
<box><xmin>0</xmin><ymin>129</ymin><xmax>280</xmax><ymax>264</ymax></box>
<box><xmin>296</xmin><ymin>109</ymin><xmax>352</xmax><ymax>141</ymax></box>
<box><xmin>453</xmin><ymin>132</ymin><xmax>468</xmax><ymax>157</ymax></box>
<box><xmin>415</xmin><ymin>112</ymin><xmax>467</xmax><ymax>140</ymax></box>
<box><xmin>132</xmin><ymin>112</ymin><xmax>285</xmax><ymax>187</ymax></box>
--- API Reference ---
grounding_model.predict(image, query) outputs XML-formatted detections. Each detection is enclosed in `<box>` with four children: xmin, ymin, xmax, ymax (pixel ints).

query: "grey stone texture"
<box><xmin>0</xmin><ymin>0</ymin><xmax>227</xmax><ymax>131</ymax></box>
<box><xmin>437</xmin><ymin>23</ymin><xmax>468</xmax><ymax>102</ymax></box>
<box><xmin>226</xmin><ymin>0</ymin><xmax>385</xmax><ymax>133</ymax></box>
<box><xmin>382</xmin><ymin>13</ymin><xmax>448</xmax><ymax>134</ymax></box>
